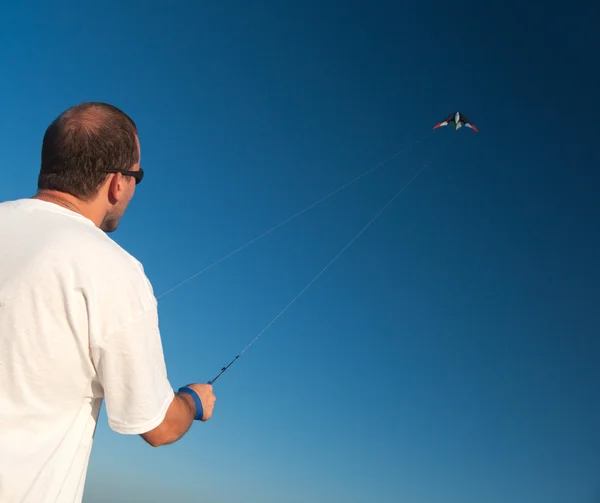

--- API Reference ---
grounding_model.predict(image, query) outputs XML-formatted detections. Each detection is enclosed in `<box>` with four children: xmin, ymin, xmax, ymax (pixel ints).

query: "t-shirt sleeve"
<box><xmin>88</xmin><ymin>251</ymin><xmax>175</xmax><ymax>435</ymax></box>
<box><xmin>91</xmin><ymin>306</ymin><xmax>175</xmax><ymax>435</ymax></box>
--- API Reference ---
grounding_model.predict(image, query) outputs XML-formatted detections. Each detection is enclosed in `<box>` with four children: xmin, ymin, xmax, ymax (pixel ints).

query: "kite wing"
<box><xmin>464</xmin><ymin>123</ymin><xmax>479</xmax><ymax>132</ymax></box>
<box><xmin>432</xmin><ymin>112</ymin><xmax>455</xmax><ymax>130</ymax></box>
<box><xmin>461</xmin><ymin>114</ymin><xmax>479</xmax><ymax>132</ymax></box>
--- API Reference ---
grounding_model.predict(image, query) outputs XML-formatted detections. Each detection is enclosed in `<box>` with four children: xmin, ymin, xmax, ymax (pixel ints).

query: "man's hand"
<box><xmin>179</xmin><ymin>383</ymin><xmax>216</xmax><ymax>421</ymax></box>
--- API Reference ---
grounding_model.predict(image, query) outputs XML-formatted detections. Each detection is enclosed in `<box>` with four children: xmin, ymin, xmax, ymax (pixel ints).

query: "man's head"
<box><xmin>38</xmin><ymin>102</ymin><xmax>142</xmax><ymax>232</ymax></box>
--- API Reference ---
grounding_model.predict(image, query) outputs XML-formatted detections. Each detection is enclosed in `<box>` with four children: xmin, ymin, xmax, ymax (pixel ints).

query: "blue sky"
<box><xmin>1</xmin><ymin>1</ymin><xmax>599</xmax><ymax>502</ymax></box>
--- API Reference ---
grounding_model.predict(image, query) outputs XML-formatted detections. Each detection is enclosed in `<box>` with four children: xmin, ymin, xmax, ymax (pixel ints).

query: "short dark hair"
<box><xmin>38</xmin><ymin>102</ymin><xmax>140</xmax><ymax>200</ymax></box>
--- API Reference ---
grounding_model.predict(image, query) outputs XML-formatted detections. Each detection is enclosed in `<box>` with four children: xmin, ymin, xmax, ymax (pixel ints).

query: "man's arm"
<box><xmin>89</xmin><ymin>256</ymin><xmax>216</xmax><ymax>442</ymax></box>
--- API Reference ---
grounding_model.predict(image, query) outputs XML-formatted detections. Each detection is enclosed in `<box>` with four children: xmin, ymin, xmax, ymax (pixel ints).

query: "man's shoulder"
<box><xmin>0</xmin><ymin>197</ymin><xmax>148</xmax><ymax>284</ymax></box>
<box><xmin>70</xmin><ymin>219</ymin><xmax>148</xmax><ymax>282</ymax></box>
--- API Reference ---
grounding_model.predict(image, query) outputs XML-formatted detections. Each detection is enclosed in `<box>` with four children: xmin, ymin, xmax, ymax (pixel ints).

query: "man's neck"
<box><xmin>33</xmin><ymin>190</ymin><xmax>108</xmax><ymax>229</ymax></box>
<box><xmin>34</xmin><ymin>190</ymin><xmax>85</xmax><ymax>216</ymax></box>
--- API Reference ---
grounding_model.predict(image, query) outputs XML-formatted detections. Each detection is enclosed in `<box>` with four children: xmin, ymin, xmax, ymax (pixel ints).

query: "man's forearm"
<box><xmin>166</xmin><ymin>392</ymin><xmax>196</xmax><ymax>441</ymax></box>
<box><xmin>140</xmin><ymin>392</ymin><xmax>196</xmax><ymax>447</ymax></box>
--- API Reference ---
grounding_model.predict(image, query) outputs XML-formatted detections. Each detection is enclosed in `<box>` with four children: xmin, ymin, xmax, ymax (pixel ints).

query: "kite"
<box><xmin>433</xmin><ymin>111</ymin><xmax>479</xmax><ymax>132</ymax></box>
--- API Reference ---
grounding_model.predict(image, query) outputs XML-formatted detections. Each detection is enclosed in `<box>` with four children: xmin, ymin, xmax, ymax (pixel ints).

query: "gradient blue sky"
<box><xmin>1</xmin><ymin>1</ymin><xmax>599</xmax><ymax>502</ymax></box>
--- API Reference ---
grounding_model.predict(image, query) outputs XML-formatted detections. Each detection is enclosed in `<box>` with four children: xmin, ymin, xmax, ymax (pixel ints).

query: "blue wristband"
<box><xmin>178</xmin><ymin>386</ymin><xmax>204</xmax><ymax>421</ymax></box>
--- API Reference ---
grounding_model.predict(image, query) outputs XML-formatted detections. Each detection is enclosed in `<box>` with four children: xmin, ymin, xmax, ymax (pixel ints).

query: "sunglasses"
<box><xmin>102</xmin><ymin>168</ymin><xmax>144</xmax><ymax>185</ymax></box>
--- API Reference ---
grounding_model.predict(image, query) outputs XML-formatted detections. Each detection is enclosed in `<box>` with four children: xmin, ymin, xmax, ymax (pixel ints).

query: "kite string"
<box><xmin>208</xmin><ymin>134</ymin><xmax>454</xmax><ymax>384</ymax></box>
<box><xmin>156</xmin><ymin>130</ymin><xmax>434</xmax><ymax>300</ymax></box>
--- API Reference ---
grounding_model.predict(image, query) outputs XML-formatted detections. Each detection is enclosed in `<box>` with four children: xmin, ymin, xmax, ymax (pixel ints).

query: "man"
<box><xmin>0</xmin><ymin>102</ymin><xmax>216</xmax><ymax>502</ymax></box>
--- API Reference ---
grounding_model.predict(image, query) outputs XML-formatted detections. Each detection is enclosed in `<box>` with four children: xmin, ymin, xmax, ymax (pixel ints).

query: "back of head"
<box><xmin>38</xmin><ymin>102</ymin><xmax>139</xmax><ymax>201</ymax></box>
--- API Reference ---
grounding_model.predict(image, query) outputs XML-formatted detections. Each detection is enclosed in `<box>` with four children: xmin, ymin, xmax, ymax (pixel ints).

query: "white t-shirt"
<box><xmin>0</xmin><ymin>198</ymin><xmax>175</xmax><ymax>503</ymax></box>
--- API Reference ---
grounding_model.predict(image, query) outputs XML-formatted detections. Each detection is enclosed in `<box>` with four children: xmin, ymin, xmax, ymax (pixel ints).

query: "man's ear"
<box><xmin>106</xmin><ymin>173</ymin><xmax>124</xmax><ymax>204</ymax></box>
<box><xmin>105</xmin><ymin>173</ymin><xmax>121</xmax><ymax>204</ymax></box>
